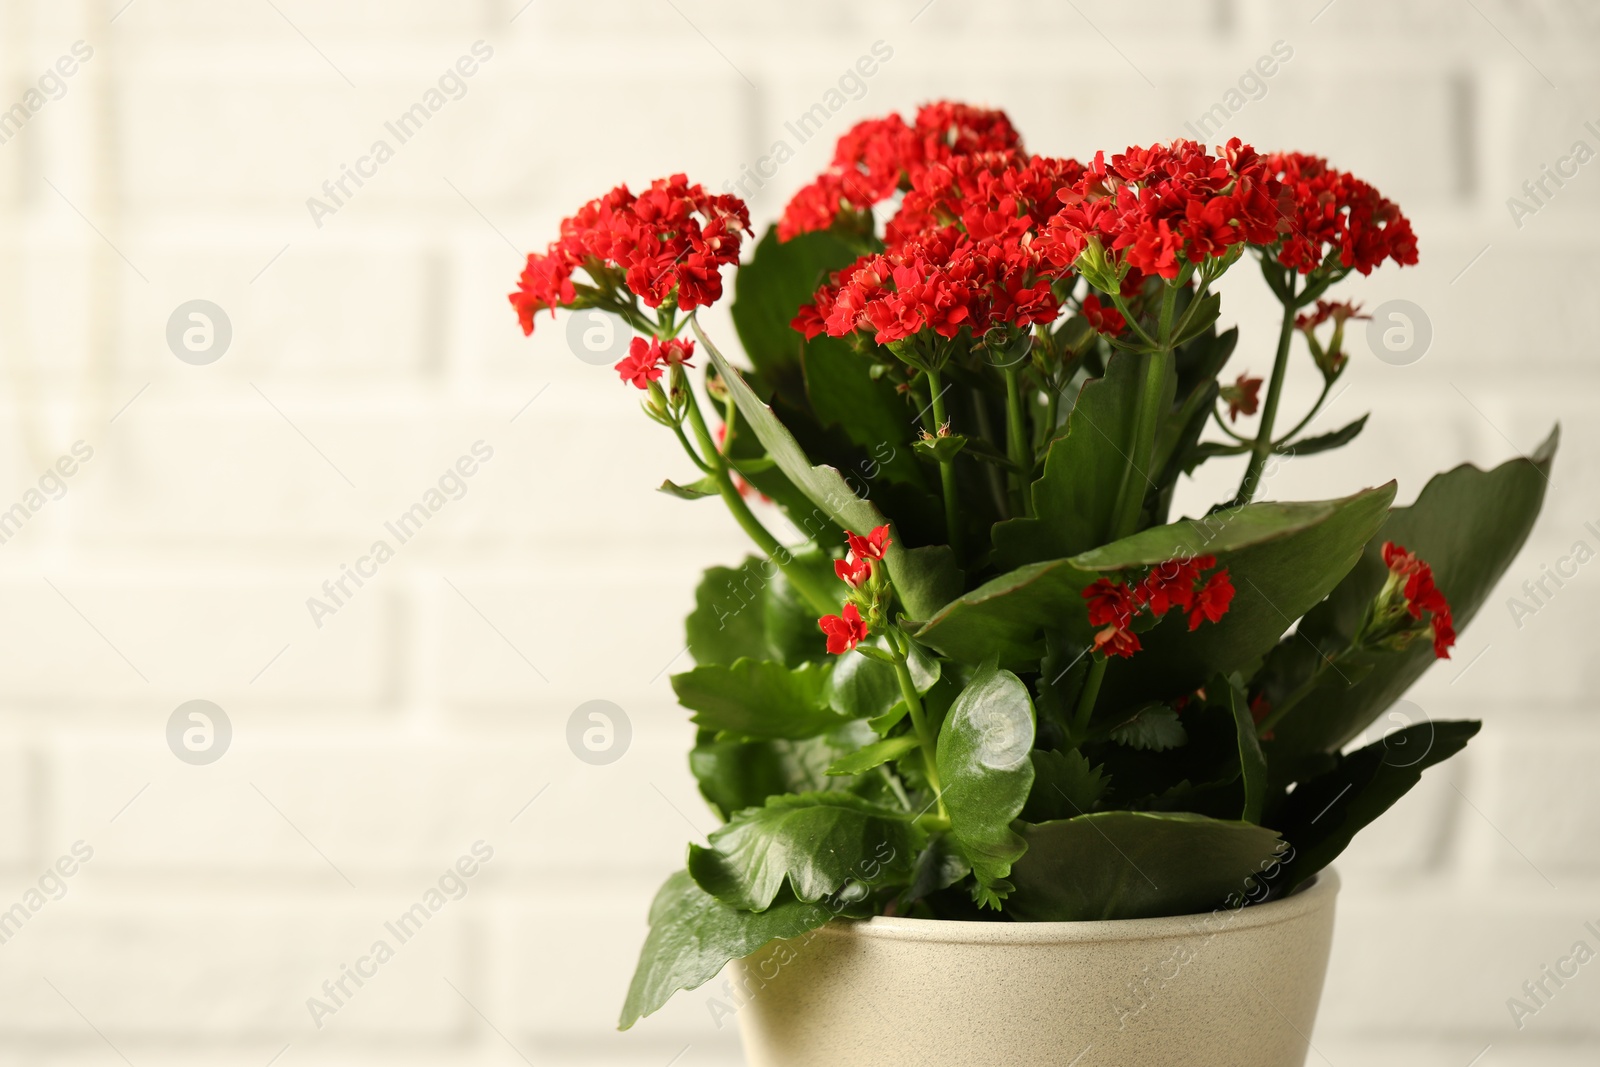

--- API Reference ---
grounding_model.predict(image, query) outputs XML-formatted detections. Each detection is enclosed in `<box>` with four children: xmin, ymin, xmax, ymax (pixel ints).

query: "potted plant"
<box><xmin>509</xmin><ymin>103</ymin><xmax>1555</xmax><ymax>1065</ymax></box>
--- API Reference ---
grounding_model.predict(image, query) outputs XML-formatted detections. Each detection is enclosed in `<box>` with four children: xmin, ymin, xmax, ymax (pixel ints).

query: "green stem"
<box><xmin>925</xmin><ymin>367</ymin><xmax>962</xmax><ymax>558</ymax></box>
<box><xmin>1070</xmin><ymin>658</ymin><xmax>1107</xmax><ymax>745</ymax></box>
<box><xmin>1235</xmin><ymin>276</ymin><xmax>1300</xmax><ymax>504</ymax></box>
<box><xmin>1107</xmin><ymin>346</ymin><xmax>1173</xmax><ymax>542</ymax></box>
<box><xmin>681</xmin><ymin>383</ymin><xmax>837</xmax><ymax>616</ymax></box>
<box><xmin>1272</xmin><ymin>374</ymin><xmax>1337</xmax><ymax>450</ymax></box>
<box><xmin>1040</xmin><ymin>383</ymin><xmax>1061</xmax><ymax>450</ymax></box>
<box><xmin>1076</xmin><ymin>282</ymin><xmax>1181</xmax><ymax>744</ymax></box>
<box><xmin>1003</xmin><ymin>365</ymin><xmax>1031</xmax><ymax>517</ymax></box>
<box><xmin>887</xmin><ymin>628</ymin><xmax>946</xmax><ymax>822</ymax></box>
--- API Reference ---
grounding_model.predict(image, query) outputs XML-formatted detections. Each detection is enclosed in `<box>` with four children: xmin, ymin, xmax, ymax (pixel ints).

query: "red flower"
<box><xmin>614</xmin><ymin>336</ymin><xmax>694</xmax><ymax>390</ymax></box>
<box><xmin>1188</xmin><ymin>569</ymin><xmax>1235</xmax><ymax>631</ymax></box>
<box><xmin>846</xmin><ymin>525</ymin><xmax>893</xmax><ymax>562</ymax></box>
<box><xmin>1135</xmin><ymin>555</ymin><xmax>1212</xmax><ymax>616</ymax></box>
<box><xmin>1081</xmin><ymin>293</ymin><xmax>1126</xmax><ymax>336</ymax></box>
<box><xmin>834</xmin><ymin>555</ymin><xmax>871</xmax><ymax>588</ymax></box>
<box><xmin>1093</xmin><ymin>624</ymin><xmax>1141</xmax><ymax>659</ymax></box>
<box><xmin>1083</xmin><ymin>577</ymin><xmax>1136</xmax><ymax>629</ymax></box>
<box><xmin>819</xmin><ymin>603</ymin><xmax>869</xmax><ymax>654</ymax></box>
<box><xmin>1221</xmin><ymin>374</ymin><xmax>1263</xmax><ymax>421</ymax></box>
<box><xmin>1264</xmin><ymin>153</ymin><xmax>1417</xmax><ymax>276</ymax></box>
<box><xmin>1040</xmin><ymin>137</ymin><xmax>1275</xmax><ymax>281</ymax></box>
<box><xmin>1382</xmin><ymin>541</ymin><xmax>1455</xmax><ymax>659</ymax></box>
<box><xmin>778</xmin><ymin>102</ymin><xmax>1023</xmax><ymax>241</ymax></box>
<box><xmin>509</xmin><ymin>176</ymin><xmax>751</xmax><ymax>335</ymax></box>
<box><xmin>1295</xmin><ymin>299</ymin><xmax>1369</xmax><ymax>332</ymax></box>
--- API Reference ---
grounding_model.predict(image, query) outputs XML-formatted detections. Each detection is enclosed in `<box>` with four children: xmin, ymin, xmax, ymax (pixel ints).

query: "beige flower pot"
<box><xmin>735</xmin><ymin>868</ymin><xmax>1339</xmax><ymax>1067</ymax></box>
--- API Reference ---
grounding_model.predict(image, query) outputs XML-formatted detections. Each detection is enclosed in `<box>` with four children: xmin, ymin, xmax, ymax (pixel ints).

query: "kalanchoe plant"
<box><xmin>508</xmin><ymin>103</ymin><xmax>1556</xmax><ymax>1030</ymax></box>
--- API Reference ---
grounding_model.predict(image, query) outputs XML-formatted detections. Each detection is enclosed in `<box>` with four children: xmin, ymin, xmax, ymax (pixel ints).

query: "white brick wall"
<box><xmin>0</xmin><ymin>0</ymin><xmax>1595</xmax><ymax>1062</ymax></box>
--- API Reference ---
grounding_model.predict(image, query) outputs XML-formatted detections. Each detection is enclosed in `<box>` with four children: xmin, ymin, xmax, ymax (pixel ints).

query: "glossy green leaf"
<box><xmin>699</xmin><ymin>322</ymin><xmax>963</xmax><ymax>620</ymax></box>
<box><xmin>916</xmin><ymin>486</ymin><xmax>1394</xmax><ymax>675</ymax></box>
<box><xmin>672</xmin><ymin>660</ymin><xmax>850</xmax><ymax>740</ymax></box>
<box><xmin>1096</xmin><ymin>483</ymin><xmax>1395</xmax><ymax>710</ymax></box>
<box><xmin>690</xmin><ymin>721</ymin><xmax>879</xmax><ymax>819</ymax></box>
<box><xmin>1265</xmin><ymin>430</ymin><xmax>1556</xmax><ymax>761</ymax></box>
<box><xmin>619</xmin><ymin>870</ymin><xmax>833</xmax><ymax>1029</ymax></box>
<box><xmin>1266</xmin><ymin>720</ymin><xmax>1480</xmax><ymax>897</ymax></box>
<box><xmin>1007</xmin><ymin>812</ymin><xmax>1285</xmax><ymax>921</ymax></box>
<box><xmin>687</xmin><ymin>792</ymin><xmax>918</xmax><ymax>911</ymax></box>
<box><xmin>731</xmin><ymin>226</ymin><xmax>860</xmax><ymax>395</ymax></box>
<box><xmin>685</xmin><ymin>557</ymin><xmax>825</xmax><ymax>668</ymax></box>
<box><xmin>903</xmin><ymin>834</ymin><xmax>972</xmax><ymax>906</ymax></box>
<box><xmin>1021</xmin><ymin>748</ymin><xmax>1108</xmax><ymax>823</ymax></box>
<box><xmin>825</xmin><ymin>639</ymin><xmax>940</xmax><ymax>721</ymax></box>
<box><xmin>992</xmin><ymin>351</ymin><xmax>1154</xmax><ymax>568</ymax></box>
<box><xmin>825</xmin><ymin>734</ymin><xmax>923</xmax><ymax>776</ymax></box>
<box><xmin>936</xmin><ymin>662</ymin><xmax>1036</xmax><ymax>907</ymax></box>
<box><xmin>1222</xmin><ymin>677</ymin><xmax>1268</xmax><ymax>823</ymax></box>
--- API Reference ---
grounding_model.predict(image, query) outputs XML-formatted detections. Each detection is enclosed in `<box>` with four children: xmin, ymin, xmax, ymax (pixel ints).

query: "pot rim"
<box><xmin>817</xmin><ymin>866</ymin><xmax>1339</xmax><ymax>946</ymax></box>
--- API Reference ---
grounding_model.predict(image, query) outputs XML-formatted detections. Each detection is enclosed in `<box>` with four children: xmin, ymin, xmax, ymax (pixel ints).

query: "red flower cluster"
<box><xmin>820</xmin><ymin>525</ymin><xmax>893</xmax><ymax>652</ymax></box>
<box><xmin>1038</xmin><ymin>138</ymin><xmax>1280</xmax><ymax>281</ymax></box>
<box><xmin>778</xmin><ymin>102</ymin><xmax>1021</xmax><ymax>241</ymax></box>
<box><xmin>1082</xmin><ymin>555</ymin><xmax>1236</xmax><ymax>659</ymax></box>
<box><xmin>792</xmin><ymin>149</ymin><xmax>1088</xmax><ymax>346</ymax></box>
<box><xmin>509</xmin><ymin>175</ymin><xmax>751</xmax><ymax>334</ymax></box>
<box><xmin>1265</xmin><ymin>153</ymin><xmax>1418</xmax><ymax>276</ymax></box>
<box><xmin>1382</xmin><ymin>541</ymin><xmax>1456</xmax><ymax>659</ymax></box>
<box><xmin>615</xmin><ymin>336</ymin><xmax>695</xmax><ymax>389</ymax></box>
<box><xmin>819</xmin><ymin>603</ymin><xmax>869</xmax><ymax>655</ymax></box>
<box><xmin>1080</xmin><ymin>294</ymin><xmax>1126</xmax><ymax>337</ymax></box>
<box><xmin>796</xmin><ymin>229</ymin><xmax>1064</xmax><ymax>345</ymax></box>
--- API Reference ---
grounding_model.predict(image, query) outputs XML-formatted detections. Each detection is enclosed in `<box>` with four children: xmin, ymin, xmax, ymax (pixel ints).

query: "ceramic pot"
<box><xmin>735</xmin><ymin>868</ymin><xmax>1339</xmax><ymax>1067</ymax></box>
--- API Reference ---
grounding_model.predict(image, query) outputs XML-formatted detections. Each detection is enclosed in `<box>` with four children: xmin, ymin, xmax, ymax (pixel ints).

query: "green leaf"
<box><xmin>672</xmin><ymin>660</ymin><xmax>850</xmax><ymax>740</ymax></box>
<box><xmin>1007</xmin><ymin>812</ymin><xmax>1285</xmax><ymax>921</ymax></box>
<box><xmin>687</xmin><ymin>792</ymin><xmax>918</xmax><ymax>911</ymax></box>
<box><xmin>731</xmin><ymin>226</ymin><xmax>860</xmax><ymax>395</ymax></box>
<box><xmin>912</xmin><ymin>557</ymin><xmax>1096</xmax><ymax>668</ymax></box>
<box><xmin>1278</xmin><ymin>413</ymin><xmax>1368</xmax><ymax>457</ymax></box>
<box><xmin>699</xmin><ymin>323</ymin><xmax>963</xmax><ymax>620</ymax></box>
<box><xmin>657</xmin><ymin>475</ymin><xmax>720</xmax><ymax>500</ymax></box>
<box><xmin>992</xmin><ymin>351</ymin><xmax>1157</xmax><ymax>569</ymax></box>
<box><xmin>1222</xmin><ymin>678</ymin><xmax>1268</xmax><ymax>823</ymax></box>
<box><xmin>936</xmin><ymin>662</ymin><xmax>1037</xmax><ymax>907</ymax></box>
<box><xmin>1021</xmin><ymin>748</ymin><xmax>1109</xmax><ymax>823</ymax></box>
<box><xmin>1265</xmin><ymin>430</ymin><xmax>1556</xmax><ymax>761</ymax></box>
<box><xmin>903</xmin><ymin>834</ymin><xmax>972</xmax><ymax>905</ymax></box>
<box><xmin>619</xmin><ymin>870</ymin><xmax>832</xmax><ymax>1029</ymax></box>
<box><xmin>825</xmin><ymin>639</ymin><xmax>940</xmax><ymax>720</ymax></box>
<box><xmin>1096</xmin><ymin>483</ymin><xmax>1396</xmax><ymax>710</ymax></box>
<box><xmin>915</xmin><ymin>486</ymin><xmax>1395</xmax><ymax>675</ymax></box>
<box><xmin>826</xmin><ymin>734</ymin><xmax>923</xmax><ymax>776</ymax></box>
<box><xmin>1180</xmin><ymin>439</ymin><xmax>1249</xmax><ymax>476</ymax></box>
<box><xmin>912</xmin><ymin>433</ymin><xmax>970</xmax><ymax>464</ymax></box>
<box><xmin>685</xmin><ymin>560</ymin><xmax>773</xmax><ymax>668</ymax></box>
<box><xmin>1108</xmin><ymin>705</ymin><xmax>1187</xmax><ymax>752</ymax></box>
<box><xmin>1267</xmin><ymin>720</ymin><xmax>1480</xmax><ymax>897</ymax></box>
<box><xmin>690</xmin><ymin>722</ymin><xmax>877</xmax><ymax>819</ymax></box>
<box><xmin>803</xmin><ymin>339</ymin><xmax>930</xmax><ymax>492</ymax></box>
<box><xmin>685</xmin><ymin>557</ymin><xmax>828</xmax><ymax>669</ymax></box>
<box><xmin>1171</xmin><ymin>290</ymin><xmax>1223</xmax><ymax>348</ymax></box>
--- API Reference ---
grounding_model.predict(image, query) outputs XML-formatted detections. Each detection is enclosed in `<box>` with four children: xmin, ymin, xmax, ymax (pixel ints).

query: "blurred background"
<box><xmin>0</xmin><ymin>0</ymin><xmax>1595</xmax><ymax>1063</ymax></box>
